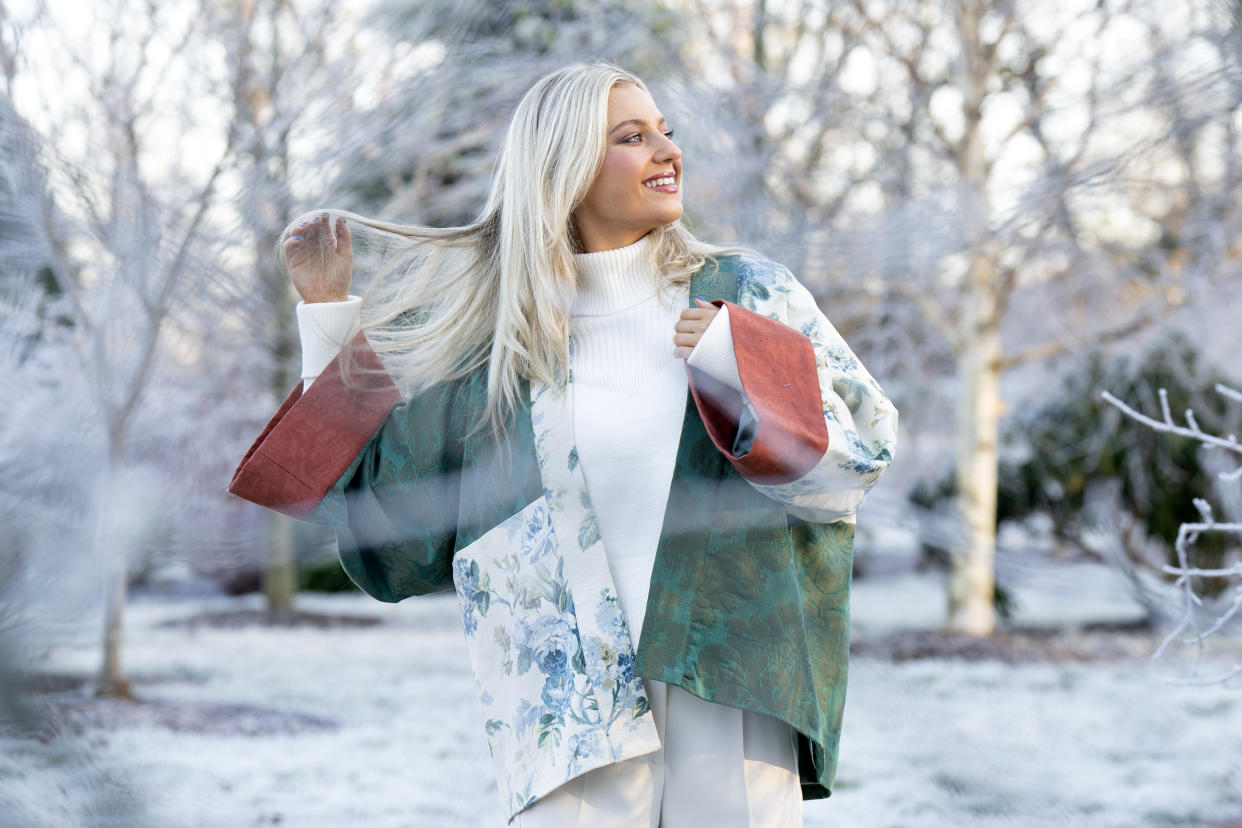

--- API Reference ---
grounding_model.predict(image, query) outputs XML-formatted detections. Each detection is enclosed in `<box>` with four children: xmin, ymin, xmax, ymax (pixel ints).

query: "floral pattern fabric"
<box><xmin>450</xmin><ymin>372</ymin><xmax>661</xmax><ymax>818</ymax></box>
<box><xmin>732</xmin><ymin>258</ymin><xmax>899</xmax><ymax>523</ymax></box>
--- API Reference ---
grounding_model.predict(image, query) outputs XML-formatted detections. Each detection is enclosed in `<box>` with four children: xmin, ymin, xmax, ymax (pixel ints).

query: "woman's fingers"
<box><xmin>284</xmin><ymin>212</ymin><xmax>353</xmax><ymax>302</ymax></box>
<box><xmin>286</xmin><ymin>213</ymin><xmax>328</xmax><ymax>248</ymax></box>
<box><xmin>285</xmin><ymin>213</ymin><xmax>350</xmax><ymax>259</ymax></box>
<box><xmin>334</xmin><ymin>215</ymin><xmax>350</xmax><ymax>251</ymax></box>
<box><xmin>672</xmin><ymin>303</ymin><xmax>719</xmax><ymax>358</ymax></box>
<box><xmin>675</xmin><ymin>308</ymin><xmax>717</xmax><ymax>331</ymax></box>
<box><xmin>673</xmin><ymin>319</ymin><xmax>701</xmax><ymax>333</ymax></box>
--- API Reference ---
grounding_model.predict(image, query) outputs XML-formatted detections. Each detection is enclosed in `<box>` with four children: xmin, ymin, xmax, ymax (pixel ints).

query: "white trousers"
<box><xmin>512</xmin><ymin>679</ymin><xmax>803</xmax><ymax>828</ymax></box>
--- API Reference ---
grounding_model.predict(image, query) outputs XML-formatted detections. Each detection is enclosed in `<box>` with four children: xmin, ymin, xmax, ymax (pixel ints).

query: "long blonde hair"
<box><xmin>281</xmin><ymin>61</ymin><xmax>744</xmax><ymax>434</ymax></box>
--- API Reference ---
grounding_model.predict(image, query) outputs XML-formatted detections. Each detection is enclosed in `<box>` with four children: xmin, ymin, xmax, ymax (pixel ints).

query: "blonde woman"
<box><xmin>230</xmin><ymin>61</ymin><xmax>897</xmax><ymax>827</ymax></box>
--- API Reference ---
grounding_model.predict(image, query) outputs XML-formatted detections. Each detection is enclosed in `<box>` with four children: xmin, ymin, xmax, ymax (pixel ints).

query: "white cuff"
<box><xmin>686</xmin><ymin>305</ymin><xmax>742</xmax><ymax>393</ymax></box>
<box><xmin>297</xmin><ymin>295</ymin><xmax>362</xmax><ymax>387</ymax></box>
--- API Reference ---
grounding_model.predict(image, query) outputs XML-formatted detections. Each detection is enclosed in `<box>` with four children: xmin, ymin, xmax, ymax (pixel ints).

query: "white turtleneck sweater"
<box><xmin>570</xmin><ymin>234</ymin><xmax>731</xmax><ymax>640</ymax></box>
<box><xmin>295</xmin><ymin>234</ymin><xmax>741</xmax><ymax>642</ymax></box>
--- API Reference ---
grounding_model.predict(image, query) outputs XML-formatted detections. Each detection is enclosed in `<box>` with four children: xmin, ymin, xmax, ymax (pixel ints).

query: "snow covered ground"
<box><xmin>3</xmin><ymin>551</ymin><xmax>1241</xmax><ymax>828</ymax></box>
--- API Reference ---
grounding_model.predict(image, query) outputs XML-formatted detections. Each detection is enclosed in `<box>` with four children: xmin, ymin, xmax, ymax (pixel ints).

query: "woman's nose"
<box><xmin>655</xmin><ymin>133</ymin><xmax>682</xmax><ymax>162</ymax></box>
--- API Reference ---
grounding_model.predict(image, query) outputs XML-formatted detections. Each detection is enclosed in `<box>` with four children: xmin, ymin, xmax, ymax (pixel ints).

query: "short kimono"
<box><xmin>230</xmin><ymin>254</ymin><xmax>899</xmax><ymax>822</ymax></box>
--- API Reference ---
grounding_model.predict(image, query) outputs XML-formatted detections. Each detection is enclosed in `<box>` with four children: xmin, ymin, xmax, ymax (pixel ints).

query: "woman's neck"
<box><xmin>572</xmin><ymin>233</ymin><xmax>658</xmax><ymax>316</ymax></box>
<box><xmin>577</xmin><ymin>226</ymin><xmax>651</xmax><ymax>253</ymax></box>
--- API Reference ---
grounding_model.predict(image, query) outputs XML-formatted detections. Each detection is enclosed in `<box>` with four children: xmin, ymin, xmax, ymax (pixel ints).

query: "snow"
<box><xmin>3</xmin><ymin>554</ymin><xmax>1241</xmax><ymax>828</ymax></box>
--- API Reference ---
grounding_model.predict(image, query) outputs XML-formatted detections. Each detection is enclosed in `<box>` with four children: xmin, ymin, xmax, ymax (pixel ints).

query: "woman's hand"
<box><xmin>673</xmin><ymin>297</ymin><xmax>720</xmax><ymax>359</ymax></box>
<box><xmin>284</xmin><ymin>212</ymin><xmax>353</xmax><ymax>303</ymax></box>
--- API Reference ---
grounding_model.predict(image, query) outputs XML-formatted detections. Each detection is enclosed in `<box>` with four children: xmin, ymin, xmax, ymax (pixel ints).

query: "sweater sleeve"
<box><xmin>685</xmin><ymin>306</ymin><xmax>759</xmax><ymax>457</ymax></box>
<box><xmin>685</xmin><ymin>305</ymin><xmax>741</xmax><ymax>391</ymax></box>
<box><xmin>686</xmin><ymin>261</ymin><xmax>898</xmax><ymax>523</ymax></box>
<box><xmin>297</xmin><ymin>296</ymin><xmax>362</xmax><ymax>388</ymax></box>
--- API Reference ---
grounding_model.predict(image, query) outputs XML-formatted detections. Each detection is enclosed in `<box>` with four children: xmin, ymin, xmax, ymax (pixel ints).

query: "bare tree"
<box><xmin>204</xmin><ymin>0</ymin><xmax>365</xmax><ymax>611</ymax></box>
<box><xmin>0</xmin><ymin>0</ymin><xmax>258</xmax><ymax>696</ymax></box>
<box><xmin>680</xmin><ymin>0</ymin><xmax>1242</xmax><ymax>634</ymax></box>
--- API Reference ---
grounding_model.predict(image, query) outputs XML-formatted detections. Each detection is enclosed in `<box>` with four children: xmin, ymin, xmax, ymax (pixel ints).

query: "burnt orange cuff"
<box><xmin>687</xmin><ymin>301</ymin><xmax>829</xmax><ymax>485</ymax></box>
<box><xmin>228</xmin><ymin>333</ymin><xmax>401</xmax><ymax>518</ymax></box>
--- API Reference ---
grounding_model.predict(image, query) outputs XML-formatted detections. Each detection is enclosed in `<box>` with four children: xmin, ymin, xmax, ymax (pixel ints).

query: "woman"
<box><xmin>230</xmin><ymin>61</ymin><xmax>897</xmax><ymax>827</ymax></box>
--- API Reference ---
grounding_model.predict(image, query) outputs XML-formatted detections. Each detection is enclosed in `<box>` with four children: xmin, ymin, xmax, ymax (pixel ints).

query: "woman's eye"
<box><xmin>621</xmin><ymin>130</ymin><xmax>674</xmax><ymax>144</ymax></box>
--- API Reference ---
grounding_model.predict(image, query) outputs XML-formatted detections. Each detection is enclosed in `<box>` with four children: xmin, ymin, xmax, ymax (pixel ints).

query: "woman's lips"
<box><xmin>643</xmin><ymin>174</ymin><xmax>679</xmax><ymax>194</ymax></box>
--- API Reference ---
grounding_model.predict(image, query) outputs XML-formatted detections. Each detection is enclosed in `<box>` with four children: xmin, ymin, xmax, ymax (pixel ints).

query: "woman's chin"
<box><xmin>656</xmin><ymin>206</ymin><xmax>684</xmax><ymax>226</ymax></box>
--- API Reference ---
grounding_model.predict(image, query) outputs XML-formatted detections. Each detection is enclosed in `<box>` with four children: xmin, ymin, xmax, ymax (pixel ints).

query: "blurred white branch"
<box><xmin>1002</xmin><ymin>311</ymin><xmax>1169</xmax><ymax>371</ymax></box>
<box><xmin>1102</xmin><ymin>383</ymin><xmax>1242</xmax><ymax>686</ymax></box>
<box><xmin>1101</xmin><ymin>387</ymin><xmax>1242</xmax><ymax>456</ymax></box>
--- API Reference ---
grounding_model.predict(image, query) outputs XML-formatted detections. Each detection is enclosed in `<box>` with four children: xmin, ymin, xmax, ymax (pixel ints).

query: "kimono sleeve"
<box><xmin>229</xmin><ymin>334</ymin><xmax>460</xmax><ymax>602</ymax></box>
<box><xmin>687</xmin><ymin>261</ymin><xmax>898</xmax><ymax>523</ymax></box>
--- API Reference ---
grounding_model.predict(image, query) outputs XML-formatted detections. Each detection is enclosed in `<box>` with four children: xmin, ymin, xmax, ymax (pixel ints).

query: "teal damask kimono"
<box><xmin>230</xmin><ymin>255</ymin><xmax>898</xmax><ymax>822</ymax></box>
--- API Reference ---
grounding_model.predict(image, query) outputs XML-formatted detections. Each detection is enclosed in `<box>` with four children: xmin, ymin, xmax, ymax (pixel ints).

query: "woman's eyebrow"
<box><xmin>608</xmin><ymin>116</ymin><xmax>668</xmax><ymax>135</ymax></box>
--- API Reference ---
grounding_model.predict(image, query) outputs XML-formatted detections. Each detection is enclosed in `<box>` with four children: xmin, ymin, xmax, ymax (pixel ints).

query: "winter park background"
<box><xmin>2</xmin><ymin>0</ymin><xmax>1242</xmax><ymax>826</ymax></box>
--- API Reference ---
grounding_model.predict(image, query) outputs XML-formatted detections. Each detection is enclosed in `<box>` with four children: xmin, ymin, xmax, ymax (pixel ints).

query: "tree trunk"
<box><xmin>948</xmin><ymin>287</ymin><xmax>1001</xmax><ymax>635</ymax></box>
<box><xmin>258</xmin><ymin>113</ymin><xmax>297</xmax><ymax>610</ymax></box>
<box><xmin>262</xmin><ymin>272</ymin><xmax>299</xmax><ymax>611</ymax></box>
<box><xmin>264</xmin><ymin>510</ymin><xmax>297</xmax><ymax>610</ymax></box>
<box><xmin>98</xmin><ymin>547</ymin><xmax>130</xmax><ymax>698</ymax></box>
<box><xmin>97</xmin><ymin>443</ymin><xmax>132</xmax><ymax>698</ymax></box>
<box><xmin>946</xmin><ymin>0</ymin><xmax>1002</xmax><ymax>636</ymax></box>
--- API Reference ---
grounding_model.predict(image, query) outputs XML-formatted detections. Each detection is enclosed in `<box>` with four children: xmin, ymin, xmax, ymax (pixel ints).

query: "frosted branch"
<box><xmin>1104</xmin><ymin>384</ymin><xmax>1242</xmax><ymax>686</ymax></box>
<box><xmin>1100</xmin><ymin>389</ymin><xmax>1242</xmax><ymax>455</ymax></box>
<box><xmin>1216</xmin><ymin>384</ymin><xmax>1242</xmax><ymax>404</ymax></box>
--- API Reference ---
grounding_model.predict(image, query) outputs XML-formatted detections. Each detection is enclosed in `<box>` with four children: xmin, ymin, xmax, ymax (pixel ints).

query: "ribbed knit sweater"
<box><xmin>569</xmin><ymin>234</ymin><xmax>692</xmax><ymax>640</ymax></box>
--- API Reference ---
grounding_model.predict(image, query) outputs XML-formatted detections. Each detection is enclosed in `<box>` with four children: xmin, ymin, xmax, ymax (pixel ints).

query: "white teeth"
<box><xmin>645</xmin><ymin>176</ymin><xmax>676</xmax><ymax>188</ymax></box>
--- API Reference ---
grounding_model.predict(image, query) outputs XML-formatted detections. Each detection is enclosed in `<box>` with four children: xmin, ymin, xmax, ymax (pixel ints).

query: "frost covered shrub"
<box><xmin>907</xmin><ymin>336</ymin><xmax>1241</xmax><ymax>597</ymax></box>
<box><xmin>1002</xmin><ymin>336</ymin><xmax>1240</xmax><ymax>596</ymax></box>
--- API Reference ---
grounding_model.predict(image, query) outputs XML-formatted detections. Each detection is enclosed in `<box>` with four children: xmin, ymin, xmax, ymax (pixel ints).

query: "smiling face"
<box><xmin>572</xmin><ymin>84</ymin><xmax>683</xmax><ymax>252</ymax></box>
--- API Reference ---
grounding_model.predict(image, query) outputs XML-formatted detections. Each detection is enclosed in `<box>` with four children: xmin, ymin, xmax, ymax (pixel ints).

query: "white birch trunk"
<box><xmin>97</xmin><ymin>443</ymin><xmax>132</xmax><ymax>698</ymax></box>
<box><xmin>949</xmin><ymin>278</ymin><xmax>1002</xmax><ymax>635</ymax></box>
<box><xmin>947</xmin><ymin>0</ymin><xmax>1001</xmax><ymax>635</ymax></box>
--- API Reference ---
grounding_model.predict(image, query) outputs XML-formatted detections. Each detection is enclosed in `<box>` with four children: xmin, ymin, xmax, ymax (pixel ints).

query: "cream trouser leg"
<box><xmin>512</xmin><ymin>679</ymin><xmax>802</xmax><ymax>828</ymax></box>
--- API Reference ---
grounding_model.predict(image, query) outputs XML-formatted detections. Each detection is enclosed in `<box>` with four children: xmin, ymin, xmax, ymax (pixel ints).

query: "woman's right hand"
<box><xmin>284</xmin><ymin>212</ymin><xmax>353</xmax><ymax>303</ymax></box>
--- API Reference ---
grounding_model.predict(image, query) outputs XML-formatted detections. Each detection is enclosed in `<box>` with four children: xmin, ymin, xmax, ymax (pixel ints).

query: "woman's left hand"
<box><xmin>673</xmin><ymin>297</ymin><xmax>720</xmax><ymax>359</ymax></box>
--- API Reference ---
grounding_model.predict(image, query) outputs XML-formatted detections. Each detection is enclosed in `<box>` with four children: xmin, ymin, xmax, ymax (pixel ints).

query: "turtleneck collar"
<box><xmin>572</xmin><ymin>232</ymin><xmax>660</xmax><ymax>316</ymax></box>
